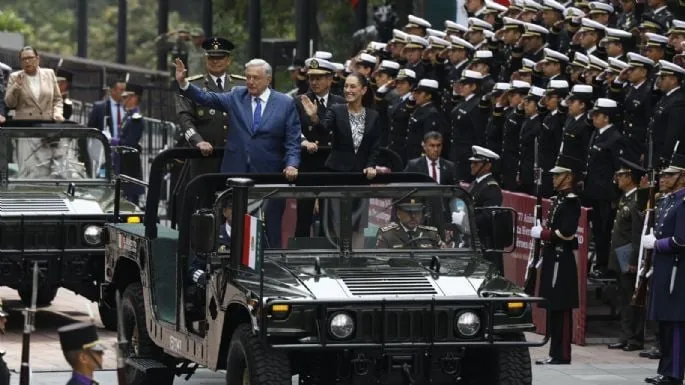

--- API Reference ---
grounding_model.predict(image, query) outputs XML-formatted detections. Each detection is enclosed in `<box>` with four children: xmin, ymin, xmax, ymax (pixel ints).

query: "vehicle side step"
<box><xmin>126</xmin><ymin>358</ymin><xmax>174</xmax><ymax>384</ymax></box>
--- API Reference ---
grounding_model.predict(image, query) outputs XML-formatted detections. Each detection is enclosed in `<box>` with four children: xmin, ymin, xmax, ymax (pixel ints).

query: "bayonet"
<box><xmin>19</xmin><ymin>262</ymin><xmax>38</xmax><ymax>385</ymax></box>
<box><xmin>524</xmin><ymin>137</ymin><xmax>543</xmax><ymax>295</ymax></box>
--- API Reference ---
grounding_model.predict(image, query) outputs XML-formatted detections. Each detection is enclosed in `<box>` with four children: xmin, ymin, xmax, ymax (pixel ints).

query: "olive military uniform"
<box><xmin>376</xmin><ymin>222</ymin><xmax>443</xmax><ymax>248</ymax></box>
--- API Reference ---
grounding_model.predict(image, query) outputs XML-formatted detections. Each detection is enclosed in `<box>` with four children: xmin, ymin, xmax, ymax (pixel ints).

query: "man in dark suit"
<box><xmin>294</xmin><ymin>57</ymin><xmax>345</xmax><ymax>237</ymax></box>
<box><xmin>117</xmin><ymin>83</ymin><xmax>145</xmax><ymax>205</ymax></box>
<box><xmin>85</xmin><ymin>79</ymin><xmax>126</xmax><ymax>176</ymax></box>
<box><xmin>404</xmin><ymin>131</ymin><xmax>457</xmax><ymax>185</ymax></box>
<box><xmin>176</xmin><ymin>57</ymin><xmax>302</xmax><ymax>248</ymax></box>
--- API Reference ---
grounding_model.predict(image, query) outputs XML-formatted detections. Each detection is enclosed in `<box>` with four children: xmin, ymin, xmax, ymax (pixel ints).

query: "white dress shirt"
<box><xmin>26</xmin><ymin>73</ymin><xmax>40</xmax><ymax>101</ymax></box>
<box><xmin>314</xmin><ymin>92</ymin><xmax>329</xmax><ymax>107</ymax></box>
<box><xmin>210</xmin><ymin>74</ymin><xmax>227</xmax><ymax>89</ymax></box>
<box><xmin>251</xmin><ymin>88</ymin><xmax>271</xmax><ymax>117</ymax></box>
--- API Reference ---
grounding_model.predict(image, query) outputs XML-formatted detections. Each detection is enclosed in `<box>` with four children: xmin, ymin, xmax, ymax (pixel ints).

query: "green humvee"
<box><xmin>0</xmin><ymin>124</ymin><xmax>141</xmax><ymax>329</ymax></box>
<box><xmin>105</xmin><ymin>148</ymin><xmax>548</xmax><ymax>385</ymax></box>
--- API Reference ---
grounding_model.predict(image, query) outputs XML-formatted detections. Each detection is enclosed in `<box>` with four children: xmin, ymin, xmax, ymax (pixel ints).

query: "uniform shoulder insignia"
<box><xmin>566</xmin><ymin>193</ymin><xmax>578</xmax><ymax>199</ymax></box>
<box><xmin>230</xmin><ymin>74</ymin><xmax>246</xmax><ymax>81</ymax></box>
<box><xmin>132</xmin><ymin>112</ymin><xmax>143</xmax><ymax>119</ymax></box>
<box><xmin>487</xmin><ymin>181</ymin><xmax>499</xmax><ymax>186</ymax></box>
<box><xmin>187</xmin><ymin>74</ymin><xmax>204</xmax><ymax>82</ymax></box>
<box><xmin>418</xmin><ymin>225</ymin><xmax>438</xmax><ymax>231</ymax></box>
<box><xmin>380</xmin><ymin>223</ymin><xmax>399</xmax><ymax>232</ymax></box>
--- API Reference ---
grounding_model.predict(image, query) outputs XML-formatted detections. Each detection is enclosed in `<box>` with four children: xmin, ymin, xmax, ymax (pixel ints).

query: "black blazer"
<box><xmin>321</xmin><ymin>104</ymin><xmax>382</xmax><ymax>171</ymax></box>
<box><xmin>86</xmin><ymin>99</ymin><xmax>112</xmax><ymax>134</ymax></box>
<box><xmin>404</xmin><ymin>156</ymin><xmax>457</xmax><ymax>185</ymax></box>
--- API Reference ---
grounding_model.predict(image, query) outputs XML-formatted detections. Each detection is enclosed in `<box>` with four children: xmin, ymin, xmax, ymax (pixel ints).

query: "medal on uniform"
<box><xmin>209</xmin><ymin>109</ymin><xmax>216</xmax><ymax>116</ymax></box>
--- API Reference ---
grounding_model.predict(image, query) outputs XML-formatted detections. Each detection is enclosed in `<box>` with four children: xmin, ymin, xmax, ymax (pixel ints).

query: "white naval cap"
<box><xmin>445</xmin><ymin>20</ymin><xmax>469</xmax><ymax>33</ymax></box>
<box><xmin>406</xmin><ymin>14</ymin><xmax>432</xmax><ymax>29</ymax></box>
<box><xmin>501</xmin><ymin>16</ymin><xmax>525</xmax><ymax>29</ymax></box>
<box><xmin>667</xmin><ymin>19</ymin><xmax>685</xmax><ymax>35</ymax></box>
<box><xmin>483</xmin><ymin>30</ymin><xmax>496</xmax><ymax>40</ymax></box>
<box><xmin>415</xmin><ymin>78</ymin><xmax>440</xmax><ymax>92</ymax></box>
<box><xmin>522</xmin><ymin>22</ymin><xmax>550</xmax><ymax>37</ymax></box>
<box><xmin>304</xmin><ymin>58</ymin><xmax>337</xmax><ymax>74</ymax></box>
<box><xmin>428</xmin><ymin>36</ymin><xmax>451</xmax><ymax>49</ymax></box>
<box><xmin>571</xmin><ymin>52</ymin><xmax>589</xmax><ymax>67</ymax></box>
<box><xmin>607</xmin><ymin>57</ymin><xmax>629</xmax><ymax>72</ymax></box>
<box><xmin>314</xmin><ymin>51</ymin><xmax>333</xmax><ymax>60</ymax></box>
<box><xmin>397</xmin><ymin>68</ymin><xmax>417</xmax><ymax>80</ymax></box>
<box><xmin>591</xmin><ymin>97</ymin><xmax>618</xmax><ymax>114</ymax></box>
<box><xmin>449</xmin><ymin>36</ymin><xmax>475</xmax><ymax>50</ymax></box>
<box><xmin>468</xmin><ymin>17</ymin><xmax>494</xmax><ymax>31</ymax></box>
<box><xmin>645</xmin><ymin>32</ymin><xmax>669</xmax><ymax>47</ymax></box>
<box><xmin>510</xmin><ymin>80</ymin><xmax>532</xmax><ymax>91</ymax></box>
<box><xmin>485</xmin><ymin>0</ymin><xmax>509</xmax><ymax>13</ymax></box>
<box><xmin>358</xmin><ymin>53</ymin><xmax>378</xmax><ymax>65</ymax></box>
<box><xmin>367</xmin><ymin>41</ymin><xmax>387</xmax><ymax>52</ymax></box>
<box><xmin>542</xmin><ymin>0</ymin><xmax>566</xmax><ymax>12</ymax></box>
<box><xmin>469</xmin><ymin>145</ymin><xmax>501</xmax><ymax>161</ymax></box>
<box><xmin>564</xmin><ymin>7</ymin><xmax>586</xmax><ymax>22</ymax></box>
<box><xmin>588</xmin><ymin>54</ymin><xmax>608</xmax><ymax>70</ymax></box>
<box><xmin>523</xmin><ymin>0</ymin><xmax>544</xmax><ymax>11</ymax></box>
<box><xmin>472</xmin><ymin>50</ymin><xmax>494</xmax><ymax>64</ymax></box>
<box><xmin>332</xmin><ymin>62</ymin><xmax>345</xmax><ymax>72</ymax></box>
<box><xmin>627</xmin><ymin>52</ymin><xmax>655</xmax><ymax>67</ymax></box>
<box><xmin>378</xmin><ymin>60</ymin><xmax>400</xmax><ymax>71</ymax></box>
<box><xmin>427</xmin><ymin>28</ymin><xmax>448</xmax><ymax>38</ymax></box>
<box><xmin>459</xmin><ymin>69</ymin><xmax>485</xmax><ymax>82</ymax></box>
<box><xmin>588</xmin><ymin>1</ymin><xmax>614</xmax><ymax>14</ymax></box>
<box><xmin>657</xmin><ymin>60</ymin><xmax>685</xmax><ymax>77</ymax></box>
<box><xmin>602</xmin><ymin>27</ymin><xmax>632</xmax><ymax>47</ymax></box>
<box><xmin>493</xmin><ymin>82</ymin><xmax>512</xmax><ymax>91</ymax></box>
<box><xmin>566</xmin><ymin>84</ymin><xmax>594</xmax><ymax>101</ymax></box>
<box><xmin>580</xmin><ymin>17</ymin><xmax>606</xmax><ymax>32</ymax></box>
<box><xmin>546</xmin><ymin>80</ymin><xmax>571</xmax><ymax>95</ymax></box>
<box><xmin>392</xmin><ymin>29</ymin><xmax>409</xmax><ymax>43</ymax></box>
<box><xmin>543</xmin><ymin>47</ymin><xmax>570</xmax><ymax>63</ymax></box>
<box><xmin>521</xmin><ymin>58</ymin><xmax>537</xmax><ymax>71</ymax></box>
<box><xmin>525</xmin><ymin>85</ymin><xmax>547</xmax><ymax>100</ymax></box>
<box><xmin>404</xmin><ymin>34</ymin><xmax>429</xmax><ymax>49</ymax></box>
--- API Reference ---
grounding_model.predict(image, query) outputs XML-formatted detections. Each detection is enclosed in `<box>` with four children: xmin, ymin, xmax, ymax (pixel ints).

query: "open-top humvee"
<box><xmin>104</xmin><ymin>148</ymin><xmax>548</xmax><ymax>385</ymax></box>
<box><xmin>0</xmin><ymin>124</ymin><xmax>141</xmax><ymax>326</ymax></box>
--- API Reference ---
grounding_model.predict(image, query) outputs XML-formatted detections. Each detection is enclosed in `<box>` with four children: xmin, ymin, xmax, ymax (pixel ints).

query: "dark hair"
<box><xmin>19</xmin><ymin>46</ymin><xmax>38</xmax><ymax>57</ymax></box>
<box><xmin>346</xmin><ymin>72</ymin><xmax>370</xmax><ymax>88</ymax></box>
<box><xmin>346</xmin><ymin>72</ymin><xmax>374</xmax><ymax>107</ymax></box>
<box><xmin>423</xmin><ymin>131</ymin><xmax>443</xmax><ymax>142</ymax></box>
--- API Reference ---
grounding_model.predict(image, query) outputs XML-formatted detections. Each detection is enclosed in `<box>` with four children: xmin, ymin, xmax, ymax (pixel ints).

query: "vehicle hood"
<box><xmin>0</xmin><ymin>184</ymin><xmax>139</xmax><ymax>215</ymax></box>
<box><xmin>234</xmin><ymin>255</ymin><xmax>524</xmax><ymax>300</ymax></box>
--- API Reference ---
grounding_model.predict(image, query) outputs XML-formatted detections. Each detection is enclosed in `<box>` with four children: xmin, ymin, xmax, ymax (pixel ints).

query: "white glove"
<box><xmin>377</xmin><ymin>84</ymin><xmax>390</xmax><ymax>94</ymax></box>
<box><xmin>102</xmin><ymin>129</ymin><xmax>112</xmax><ymax>141</ymax></box>
<box><xmin>530</xmin><ymin>219</ymin><xmax>543</xmax><ymax>239</ymax></box>
<box><xmin>642</xmin><ymin>229</ymin><xmax>656</xmax><ymax>250</ymax></box>
<box><xmin>452</xmin><ymin>211</ymin><xmax>465</xmax><ymax>226</ymax></box>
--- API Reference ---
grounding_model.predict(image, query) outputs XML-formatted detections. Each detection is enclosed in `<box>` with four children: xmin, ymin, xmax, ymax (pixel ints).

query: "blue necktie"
<box><xmin>252</xmin><ymin>97</ymin><xmax>262</xmax><ymax>133</ymax></box>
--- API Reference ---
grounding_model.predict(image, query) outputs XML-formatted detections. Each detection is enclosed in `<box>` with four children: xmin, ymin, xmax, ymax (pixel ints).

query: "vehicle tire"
<box><xmin>18</xmin><ymin>285</ymin><xmax>58</xmax><ymax>307</ymax></box>
<box><xmin>122</xmin><ymin>282</ymin><xmax>167</xmax><ymax>385</ymax></box>
<box><xmin>463</xmin><ymin>333</ymin><xmax>532</xmax><ymax>385</ymax></box>
<box><xmin>226</xmin><ymin>324</ymin><xmax>291</xmax><ymax>385</ymax></box>
<box><xmin>98</xmin><ymin>303</ymin><xmax>118</xmax><ymax>331</ymax></box>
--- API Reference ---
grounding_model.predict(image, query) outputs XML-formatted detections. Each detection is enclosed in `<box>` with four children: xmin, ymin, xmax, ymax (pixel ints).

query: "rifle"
<box><xmin>19</xmin><ymin>262</ymin><xmax>38</xmax><ymax>385</ymax></box>
<box><xmin>524</xmin><ymin>138</ymin><xmax>543</xmax><ymax>295</ymax></box>
<box><xmin>115</xmin><ymin>290</ymin><xmax>128</xmax><ymax>385</ymax></box>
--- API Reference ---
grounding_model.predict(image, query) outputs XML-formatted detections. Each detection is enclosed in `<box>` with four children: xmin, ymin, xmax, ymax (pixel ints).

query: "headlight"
<box><xmin>83</xmin><ymin>225</ymin><xmax>102</xmax><ymax>245</ymax></box>
<box><xmin>455</xmin><ymin>311</ymin><xmax>481</xmax><ymax>337</ymax></box>
<box><xmin>329</xmin><ymin>312</ymin><xmax>355</xmax><ymax>339</ymax></box>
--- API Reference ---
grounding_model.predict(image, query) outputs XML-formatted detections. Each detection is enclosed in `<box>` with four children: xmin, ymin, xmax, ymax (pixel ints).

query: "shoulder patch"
<box><xmin>230</xmin><ymin>74</ymin><xmax>246</xmax><ymax>81</ymax></box>
<box><xmin>418</xmin><ymin>225</ymin><xmax>438</xmax><ymax>231</ymax></box>
<box><xmin>380</xmin><ymin>223</ymin><xmax>399</xmax><ymax>232</ymax></box>
<box><xmin>132</xmin><ymin>112</ymin><xmax>143</xmax><ymax>119</ymax></box>
<box><xmin>187</xmin><ymin>74</ymin><xmax>204</xmax><ymax>82</ymax></box>
<box><xmin>487</xmin><ymin>181</ymin><xmax>500</xmax><ymax>187</ymax></box>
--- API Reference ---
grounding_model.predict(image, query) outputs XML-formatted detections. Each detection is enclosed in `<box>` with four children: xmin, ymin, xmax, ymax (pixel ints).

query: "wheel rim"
<box><xmin>242</xmin><ymin>367</ymin><xmax>249</xmax><ymax>385</ymax></box>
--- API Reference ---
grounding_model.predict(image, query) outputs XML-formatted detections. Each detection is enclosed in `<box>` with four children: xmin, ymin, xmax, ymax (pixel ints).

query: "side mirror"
<box><xmin>474</xmin><ymin>207</ymin><xmax>517</xmax><ymax>253</ymax></box>
<box><xmin>191</xmin><ymin>209</ymin><xmax>216</xmax><ymax>255</ymax></box>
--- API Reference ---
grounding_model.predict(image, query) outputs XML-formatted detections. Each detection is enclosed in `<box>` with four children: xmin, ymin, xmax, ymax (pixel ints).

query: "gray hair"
<box><xmin>245</xmin><ymin>59</ymin><xmax>272</xmax><ymax>77</ymax></box>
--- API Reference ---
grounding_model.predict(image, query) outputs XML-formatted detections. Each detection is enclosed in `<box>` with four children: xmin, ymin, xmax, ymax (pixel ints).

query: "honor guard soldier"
<box><xmin>622</xmin><ymin>53</ymin><xmax>656</xmax><ymax>161</ymax></box>
<box><xmin>449</xmin><ymin>70</ymin><xmax>486</xmax><ymax>182</ymax></box>
<box><xmin>531</xmin><ymin>154</ymin><xmax>582</xmax><ymax>365</ymax></box>
<box><xmin>58</xmin><ymin>322</ymin><xmax>106</xmax><ymax>385</ymax></box>
<box><xmin>383</xmin><ymin>69</ymin><xmax>418</xmax><ymax>164</ymax></box>
<box><xmin>559</xmin><ymin>84</ymin><xmax>593</xmax><ymax>170</ymax></box>
<box><xmin>376</xmin><ymin>198</ymin><xmax>444</xmax><ymax>249</ymax></box>
<box><xmin>651</xmin><ymin>60</ymin><xmax>685</xmax><ymax>168</ymax></box>
<box><xmin>56</xmin><ymin>68</ymin><xmax>73</xmax><ymax>121</ymax></box>
<box><xmin>607</xmin><ymin>157</ymin><xmax>647</xmax><ymax>352</ymax></box>
<box><xmin>403</xmin><ymin>35</ymin><xmax>429</xmax><ymax>80</ymax></box>
<box><xmin>176</xmin><ymin>37</ymin><xmax>245</xmax><ymax>179</ymax></box>
<box><xmin>517</xmin><ymin>86</ymin><xmax>545</xmax><ymax>195</ymax></box>
<box><xmin>294</xmin><ymin>58</ymin><xmax>345</xmax><ymax>237</ymax></box>
<box><xmin>407</xmin><ymin>79</ymin><xmax>448</xmax><ymax>160</ymax></box>
<box><xmin>404</xmin><ymin>14</ymin><xmax>431</xmax><ymax>37</ymax></box>
<box><xmin>463</xmin><ymin>145</ymin><xmax>504</xmax><ymax>272</ymax></box>
<box><xmin>117</xmin><ymin>83</ymin><xmax>145</xmax><ymax>205</ymax></box>
<box><xmin>642</xmin><ymin>147</ymin><xmax>685</xmax><ymax>385</ymax></box>
<box><xmin>540</xmin><ymin>80</ymin><xmax>569</xmax><ymax>197</ymax></box>
<box><xmin>536</xmin><ymin>48</ymin><xmax>570</xmax><ymax>87</ymax></box>
<box><xmin>500</xmin><ymin>80</ymin><xmax>530</xmax><ymax>190</ymax></box>
<box><xmin>0</xmin><ymin>299</ymin><xmax>8</xmax><ymax>385</ymax></box>
<box><xmin>601</xmin><ymin>28</ymin><xmax>633</xmax><ymax>63</ymax></box>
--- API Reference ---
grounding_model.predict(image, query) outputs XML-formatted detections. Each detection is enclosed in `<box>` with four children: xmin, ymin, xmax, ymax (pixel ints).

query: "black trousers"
<box><xmin>586</xmin><ymin>198</ymin><xmax>614</xmax><ymax>270</ymax></box>
<box><xmin>658</xmin><ymin>321</ymin><xmax>685</xmax><ymax>380</ymax></box>
<box><xmin>618</xmin><ymin>272</ymin><xmax>645</xmax><ymax>345</ymax></box>
<box><xmin>549</xmin><ymin>309</ymin><xmax>573</xmax><ymax>361</ymax></box>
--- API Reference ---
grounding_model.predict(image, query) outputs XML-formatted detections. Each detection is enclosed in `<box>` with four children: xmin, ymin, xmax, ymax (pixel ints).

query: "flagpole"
<box><xmin>259</xmin><ymin>218</ymin><xmax>266</xmax><ymax>342</ymax></box>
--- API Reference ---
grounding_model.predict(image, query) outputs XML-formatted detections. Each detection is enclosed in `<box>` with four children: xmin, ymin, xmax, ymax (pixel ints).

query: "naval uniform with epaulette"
<box><xmin>538</xmin><ymin>189</ymin><xmax>581</xmax><ymax>363</ymax></box>
<box><xmin>375</xmin><ymin>223</ymin><xmax>443</xmax><ymax>249</ymax></box>
<box><xmin>468</xmin><ymin>173</ymin><xmax>504</xmax><ymax>272</ymax></box>
<box><xmin>176</xmin><ymin>73</ymin><xmax>246</xmax><ymax>178</ymax></box>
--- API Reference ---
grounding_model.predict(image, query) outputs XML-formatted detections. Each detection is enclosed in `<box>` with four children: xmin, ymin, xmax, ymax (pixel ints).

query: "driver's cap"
<box><xmin>396</xmin><ymin>197</ymin><xmax>424</xmax><ymax>212</ymax></box>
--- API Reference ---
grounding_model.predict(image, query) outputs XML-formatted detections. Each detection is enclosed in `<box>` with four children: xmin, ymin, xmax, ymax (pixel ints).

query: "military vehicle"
<box><xmin>105</xmin><ymin>148</ymin><xmax>548</xmax><ymax>385</ymax></box>
<box><xmin>0</xmin><ymin>123</ymin><xmax>141</xmax><ymax>329</ymax></box>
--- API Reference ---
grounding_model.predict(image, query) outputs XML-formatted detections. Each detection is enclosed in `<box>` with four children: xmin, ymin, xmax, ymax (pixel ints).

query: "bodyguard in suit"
<box><xmin>642</xmin><ymin>149</ymin><xmax>685</xmax><ymax>385</ymax></box>
<box><xmin>294</xmin><ymin>57</ymin><xmax>345</xmax><ymax>237</ymax></box>
<box><xmin>404</xmin><ymin>131</ymin><xmax>457</xmax><ymax>185</ymax></box>
<box><xmin>85</xmin><ymin>79</ymin><xmax>126</xmax><ymax>176</ymax></box>
<box><xmin>585</xmin><ymin>98</ymin><xmax>625</xmax><ymax>278</ymax></box>
<box><xmin>607</xmin><ymin>157</ymin><xmax>647</xmax><ymax>352</ymax></box>
<box><xmin>176</xmin><ymin>58</ymin><xmax>302</xmax><ymax>248</ymax></box>
<box><xmin>531</xmin><ymin>154</ymin><xmax>582</xmax><ymax>365</ymax></box>
<box><xmin>57</xmin><ymin>322</ymin><xmax>105</xmax><ymax>385</ymax></box>
<box><xmin>117</xmin><ymin>83</ymin><xmax>145</xmax><ymax>205</ymax></box>
<box><xmin>449</xmin><ymin>70</ymin><xmax>486</xmax><ymax>182</ymax></box>
<box><xmin>176</xmin><ymin>37</ymin><xmax>246</xmax><ymax>179</ymax></box>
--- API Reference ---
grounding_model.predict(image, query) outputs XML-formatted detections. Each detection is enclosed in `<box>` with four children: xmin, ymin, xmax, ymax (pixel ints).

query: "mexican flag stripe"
<box><xmin>241</xmin><ymin>214</ymin><xmax>262</xmax><ymax>270</ymax></box>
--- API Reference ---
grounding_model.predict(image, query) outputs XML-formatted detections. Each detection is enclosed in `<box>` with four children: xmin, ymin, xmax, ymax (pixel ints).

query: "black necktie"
<box><xmin>216</xmin><ymin>77</ymin><xmax>223</xmax><ymax>91</ymax></box>
<box><xmin>318</xmin><ymin>97</ymin><xmax>326</xmax><ymax>109</ymax></box>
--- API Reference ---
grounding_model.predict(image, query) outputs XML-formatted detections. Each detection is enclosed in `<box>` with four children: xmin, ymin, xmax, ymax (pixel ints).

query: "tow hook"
<box><xmin>351</xmin><ymin>353</ymin><xmax>372</xmax><ymax>376</ymax></box>
<box><xmin>439</xmin><ymin>352</ymin><xmax>461</xmax><ymax>375</ymax></box>
<box><xmin>402</xmin><ymin>363</ymin><xmax>417</xmax><ymax>385</ymax></box>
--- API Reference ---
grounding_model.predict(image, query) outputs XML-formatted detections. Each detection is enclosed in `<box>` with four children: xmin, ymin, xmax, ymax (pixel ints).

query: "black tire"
<box><xmin>463</xmin><ymin>334</ymin><xmax>532</xmax><ymax>385</ymax></box>
<box><xmin>122</xmin><ymin>282</ymin><xmax>167</xmax><ymax>385</ymax></box>
<box><xmin>98</xmin><ymin>303</ymin><xmax>118</xmax><ymax>331</ymax></box>
<box><xmin>226</xmin><ymin>324</ymin><xmax>291</xmax><ymax>385</ymax></box>
<box><xmin>18</xmin><ymin>285</ymin><xmax>58</xmax><ymax>307</ymax></box>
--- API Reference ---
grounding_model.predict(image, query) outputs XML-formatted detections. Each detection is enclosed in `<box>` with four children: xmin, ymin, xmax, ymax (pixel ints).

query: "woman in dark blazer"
<box><xmin>301</xmin><ymin>73</ymin><xmax>381</xmax><ymax>246</ymax></box>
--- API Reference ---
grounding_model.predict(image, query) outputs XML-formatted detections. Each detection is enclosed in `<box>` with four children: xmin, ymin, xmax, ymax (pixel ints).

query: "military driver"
<box><xmin>376</xmin><ymin>198</ymin><xmax>444</xmax><ymax>248</ymax></box>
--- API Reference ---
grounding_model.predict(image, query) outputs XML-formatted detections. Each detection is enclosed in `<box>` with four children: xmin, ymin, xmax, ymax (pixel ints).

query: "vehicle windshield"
<box><xmin>214</xmin><ymin>184</ymin><xmax>475</xmax><ymax>255</ymax></box>
<box><xmin>0</xmin><ymin>127</ymin><xmax>111</xmax><ymax>182</ymax></box>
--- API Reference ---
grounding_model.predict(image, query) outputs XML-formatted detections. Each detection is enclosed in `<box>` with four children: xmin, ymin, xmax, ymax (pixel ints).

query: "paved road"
<box><xmin>0</xmin><ymin>288</ymin><xmax>659</xmax><ymax>384</ymax></box>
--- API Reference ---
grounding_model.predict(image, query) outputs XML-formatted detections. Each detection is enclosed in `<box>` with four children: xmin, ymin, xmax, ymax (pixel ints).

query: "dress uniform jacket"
<box><xmin>651</xmin><ymin>88</ymin><xmax>685</xmax><ymax>168</ymax></box>
<box><xmin>517</xmin><ymin>114</ymin><xmax>543</xmax><ymax>195</ymax></box>
<box><xmin>540</xmin><ymin>110</ymin><xmax>566</xmax><ymax>197</ymax></box>
<box><xmin>609</xmin><ymin>188</ymin><xmax>643</xmax><ymax>272</ymax></box>
<box><xmin>386</xmin><ymin>95</ymin><xmax>415</xmax><ymax>165</ymax></box>
<box><xmin>560</xmin><ymin>114</ymin><xmax>592</xmax><ymax>173</ymax></box>
<box><xmin>539</xmin><ymin>189</ymin><xmax>581</xmax><ymax>310</ymax></box>
<box><xmin>485</xmin><ymin>105</ymin><xmax>508</xmax><ymax>156</ymax></box>
<box><xmin>501</xmin><ymin>107</ymin><xmax>525</xmax><ymax>190</ymax></box>
<box><xmin>617</xmin><ymin>11</ymin><xmax>638</xmax><ymax>32</ymax></box>
<box><xmin>649</xmin><ymin>187</ymin><xmax>685</xmax><ymax>321</ymax></box>
<box><xmin>117</xmin><ymin>109</ymin><xmax>144</xmax><ymax>202</ymax></box>
<box><xmin>449</xmin><ymin>94</ymin><xmax>485</xmax><ymax>180</ymax></box>
<box><xmin>406</xmin><ymin>102</ymin><xmax>448</xmax><ymax>161</ymax></box>
<box><xmin>176</xmin><ymin>73</ymin><xmax>245</xmax><ymax>177</ymax></box>
<box><xmin>468</xmin><ymin>173</ymin><xmax>504</xmax><ymax>235</ymax></box>
<box><xmin>295</xmin><ymin>91</ymin><xmax>346</xmax><ymax>171</ymax></box>
<box><xmin>376</xmin><ymin>223</ymin><xmax>443</xmax><ymax>248</ymax></box>
<box><xmin>622</xmin><ymin>81</ymin><xmax>654</xmax><ymax>160</ymax></box>
<box><xmin>584</xmin><ymin>125</ymin><xmax>623</xmax><ymax>201</ymax></box>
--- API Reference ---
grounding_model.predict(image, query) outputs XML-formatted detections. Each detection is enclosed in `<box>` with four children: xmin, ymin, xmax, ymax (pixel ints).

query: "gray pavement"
<box><xmin>0</xmin><ymin>288</ymin><xmax>660</xmax><ymax>384</ymax></box>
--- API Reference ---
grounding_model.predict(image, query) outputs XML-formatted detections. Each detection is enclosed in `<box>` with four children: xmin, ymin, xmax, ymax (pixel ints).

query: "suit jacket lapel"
<box><xmin>243</xmin><ymin>93</ymin><xmax>253</xmax><ymax>133</ymax></box>
<box><xmin>21</xmin><ymin>70</ymin><xmax>39</xmax><ymax>107</ymax></box>
<box><xmin>259</xmin><ymin>91</ymin><xmax>276</xmax><ymax>131</ymax></box>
